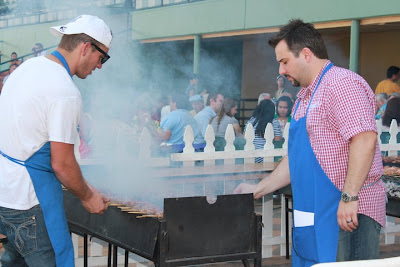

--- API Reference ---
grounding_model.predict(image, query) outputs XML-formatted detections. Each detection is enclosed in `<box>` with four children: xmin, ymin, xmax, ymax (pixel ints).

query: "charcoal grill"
<box><xmin>64</xmin><ymin>190</ymin><xmax>262</xmax><ymax>267</ymax></box>
<box><xmin>381</xmin><ymin>158</ymin><xmax>400</xmax><ymax>218</ymax></box>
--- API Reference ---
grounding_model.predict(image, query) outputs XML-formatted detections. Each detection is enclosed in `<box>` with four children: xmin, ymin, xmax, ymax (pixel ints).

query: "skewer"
<box><xmin>119</xmin><ymin>206</ymin><xmax>136</xmax><ymax>210</ymax></box>
<box><xmin>136</xmin><ymin>215</ymin><xmax>161</xmax><ymax>219</ymax></box>
<box><xmin>120</xmin><ymin>209</ymin><xmax>142</xmax><ymax>213</ymax></box>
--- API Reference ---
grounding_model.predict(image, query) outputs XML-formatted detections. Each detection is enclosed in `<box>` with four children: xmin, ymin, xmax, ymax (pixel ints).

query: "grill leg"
<box><xmin>83</xmin><ymin>234</ymin><xmax>88</xmax><ymax>267</ymax></box>
<box><xmin>242</xmin><ymin>259</ymin><xmax>250</xmax><ymax>267</ymax></box>
<box><xmin>113</xmin><ymin>244</ymin><xmax>118</xmax><ymax>267</ymax></box>
<box><xmin>285</xmin><ymin>195</ymin><xmax>293</xmax><ymax>260</ymax></box>
<box><xmin>254</xmin><ymin>258</ymin><xmax>261</xmax><ymax>267</ymax></box>
<box><xmin>124</xmin><ymin>250</ymin><xmax>129</xmax><ymax>267</ymax></box>
<box><xmin>107</xmin><ymin>243</ymin><xmax>112</xmax><ymax>267</ymax></box>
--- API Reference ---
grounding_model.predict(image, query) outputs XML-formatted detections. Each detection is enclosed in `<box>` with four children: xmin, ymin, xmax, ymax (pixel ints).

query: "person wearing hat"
<box><xmin>189</xmin><ymin>94</ymin><xmax>205</xmax><ymax>116</ymax></box>
<box><xmin>0</xmin><ymin>15</ymin><xmax>112</xmax><ymax>266</ymax></box>
<box><xmin>185</xmin><ymin>73</ymin><xmax>198</xmax><ymax>97</ymax></box>
<box><xmin>275</xmin><ymin>74</ymin><xmax>288</xmax><ymax>101</ymax></box>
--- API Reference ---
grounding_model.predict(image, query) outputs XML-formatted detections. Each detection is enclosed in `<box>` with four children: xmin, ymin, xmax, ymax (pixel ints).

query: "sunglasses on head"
<box><xmin>90</xmin><ymin>42</ymin><xmax>110</xmax><ymax>65</ymax></box>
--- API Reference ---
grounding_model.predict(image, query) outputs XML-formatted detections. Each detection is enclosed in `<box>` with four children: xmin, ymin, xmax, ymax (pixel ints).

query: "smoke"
<box><xmin>9</xmin><ymin>0</ymin><xmax>243</xmax><ymax>206</ymax></box>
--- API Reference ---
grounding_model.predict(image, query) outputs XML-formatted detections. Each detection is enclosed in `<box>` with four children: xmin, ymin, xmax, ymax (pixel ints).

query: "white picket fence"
<box><xmin>139</xmin><ymin>122</ymin><xmax>289</xmax><ymax>167</ymax></box>
<box><xmin>75</xmin><ymin>119</ymin><xmax>400</xmax><ymax>263</ymax></box>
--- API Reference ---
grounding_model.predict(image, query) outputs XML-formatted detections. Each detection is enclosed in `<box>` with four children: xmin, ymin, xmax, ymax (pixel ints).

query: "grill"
<box><xmin>382</xmin><ymin>157</ymin><xmax>400</xmax><ymax>218</ymax></box>
<box><xmin>64</xmin><ymin>190</ymin><xmax>262</xmax><ymax>267</ymax></box>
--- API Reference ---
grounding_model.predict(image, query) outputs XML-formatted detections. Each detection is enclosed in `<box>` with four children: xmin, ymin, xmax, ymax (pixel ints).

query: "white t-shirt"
<box><xmin>0</xmin><ymin>57</ymin><xmax>82</xmax><ymax>210</ymax></box>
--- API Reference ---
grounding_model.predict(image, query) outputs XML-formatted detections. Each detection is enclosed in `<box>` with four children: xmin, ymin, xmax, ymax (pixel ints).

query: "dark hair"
<box><xmin>35</xmin><ymin>43</ymin><xmax>43</xmax><ymax>49</ymax></box>
<box><xmin>276</xmin><ymin>96</ymin><xmax>293</xmax><ymax>118</ymax></box>
<box><xmin>215</xmin><ymin>98</ymin><xmax>237</xmax><ymax>132</ymax></box>
<box><xmin>11</xmin><ymin>52</ymin><xmax>17</xmax><ymax>56</ymax></box>
<box><xmin>251</xmin><ymin>99</ymin><xmax>276</xmax><ymax>136</ymax></box>
<box><xmin>170</xmin><ymin>93</ymin><xmax>190</xmax><ymax>110</ymax></box>
<box><xmin>382</xmin><ymin>97</ymin><xmax>400</xmax><ymax>127</ymax></box>
<box><xmin>206</xmin><ymin>91</ymin><xmax>223</xmax><ymax>106</ymax></box>
<box><xmin>268</xmin><ymin>19</ymin><xmax>329</xmax><ymax>59</ymax></box>
<box><xmin>59</xmin><ymin>33</ymin><xmax>102</xmax><ymax>52</ymax></box>
<box><xmin>387</xmin><ymin>66</ymin><xmax>400</xmax><ymax>79</ymax></box>
<box><xmin>9</xmin><ymin>63</ymin><xmax>18</xmax><ymax>69</ymax></box>
<box><xmin>190</xmin><ymin>73</ymin><xmax>198</xmax><ymax>80</ymax></box>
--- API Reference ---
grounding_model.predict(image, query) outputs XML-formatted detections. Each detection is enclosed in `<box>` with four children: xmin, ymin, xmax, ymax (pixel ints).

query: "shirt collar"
<box><xmin>297</xmin><ymin>60</ymin><xmax>332</xmax><ymax>100</ymax></box>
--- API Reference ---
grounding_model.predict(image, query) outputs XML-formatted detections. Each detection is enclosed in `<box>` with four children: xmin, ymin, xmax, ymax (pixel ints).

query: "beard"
<box><xmin>286</xmin><ymin>75</ymin><xmax>300</xmax><ymax>87</ymax></box>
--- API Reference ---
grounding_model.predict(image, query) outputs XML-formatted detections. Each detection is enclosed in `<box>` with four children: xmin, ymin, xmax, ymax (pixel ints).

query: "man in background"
<box><xmin>375</xmin><ymin>92</ymin><xmax>388</xmax><ymax>120</ymax></box>
<box><xmin>185</xmin><ymin>73</ymin><xmax>198</xmax><ymax>97</ymax></box>
<box><xmin>33</xmin><ymin>42</ymin><xmax>48</xmax><ymax>57</ymax></box>
<box><xmin>189</xmin><ymin>94</ymin><xmax>205</xmax><ymax>116</ymax></box>
<box><xmin>195</xmin><ymin>91</ymin><xmax>224</xmax><ymax>138</ymax></box>
<box><xmin>375</xmin><ymin>66</ymin><xmax>400</xmax><ymax>95</ymax></box>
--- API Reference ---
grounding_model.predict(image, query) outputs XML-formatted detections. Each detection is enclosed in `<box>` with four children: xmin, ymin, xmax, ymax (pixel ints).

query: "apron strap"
<box><xmin>51</xmin><ymin>51</ymin><xmax>72</xmax><ymax>78</ymax></box>
<box><xmin>0</xmin><ymin>149</ymin><xmax>25</xmax><ymax>166</ymax></box>
<box><xmin>0</xmin><ymin>149</ymin><xmax>53</xmax><ymax>173</ymax></box>
<box><xmin>293</xmin><ymin>62</ymin><xmax>334</xmax><ymax>117</ymax></box>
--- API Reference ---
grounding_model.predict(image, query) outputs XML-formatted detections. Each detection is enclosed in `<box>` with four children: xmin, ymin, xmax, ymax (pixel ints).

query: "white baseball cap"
<box><xmin>50</xmin><ymin>15</ymin><xmax>112</xmax><ymax>48</ymax></box>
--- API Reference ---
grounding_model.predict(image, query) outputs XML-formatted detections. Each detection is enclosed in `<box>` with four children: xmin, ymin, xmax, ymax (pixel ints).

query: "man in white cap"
<box><xmin>189</xmin><ymin>94</ymin><xmax>205</xmax><ymax>116</ymax></box>
<box><xmin>0</xmin><ymin>15</ymin><xmax>112</xmax><ymax>266</ymax></box>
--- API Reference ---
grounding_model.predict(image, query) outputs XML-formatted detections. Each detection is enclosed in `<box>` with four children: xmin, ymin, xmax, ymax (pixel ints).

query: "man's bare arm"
<box><xmin>235</xmin><ymin>155</ymin><xmax>291</xmax><ymax>198</ymax></box>
<box><xmin>160</xmin><ymin>130</ymin><xmax>171</xmax><ymax>141</ymax></box>
<box><xmin>50</xmin><ymin>141</ymin><xmax>108</xmax><ymax>213</ymax></box>
<box><xmin>337</xmin><ymin>131</ymin><xmax>377</xmax><ymax>231</ymax></box>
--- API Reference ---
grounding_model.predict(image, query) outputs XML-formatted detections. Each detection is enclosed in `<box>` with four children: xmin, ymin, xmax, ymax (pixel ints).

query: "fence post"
<box><xmin>182</xmin><ymin>125</ymin><xmax>195</xmax><ymax>167</ymax></box>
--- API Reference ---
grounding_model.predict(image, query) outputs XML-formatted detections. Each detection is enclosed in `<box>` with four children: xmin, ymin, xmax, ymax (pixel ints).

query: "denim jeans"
<box><xmin>0</xmin><ymin>204</ymin><xmax>56</xmax><ymax>267</ymax></box>
<box><xmin>337</xmin><ymin>213</ymin><xmax>381</xmax><ymax>261</ymax></box>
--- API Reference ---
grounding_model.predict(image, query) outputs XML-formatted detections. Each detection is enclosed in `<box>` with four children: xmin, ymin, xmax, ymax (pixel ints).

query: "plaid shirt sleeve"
<box><xmin>327</xmin><ymin>74</ymin><xmax>377</xmax><ymax>141</ymax></box>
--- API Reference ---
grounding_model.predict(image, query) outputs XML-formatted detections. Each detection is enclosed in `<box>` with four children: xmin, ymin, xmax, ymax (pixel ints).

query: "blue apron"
<box><xmin>0</xmin><ymin>143</ymin><xmax>74</xmax><ymax>266</ymax></box>
<box><xmin>0</xmin><ymin>51</ymin><xmax>75</xmax><ymax>266</ymax></box>
<box><xmin>288</xmin><ymin>63</ymin><xmax>341</xmax><ymax>267</ymax></box>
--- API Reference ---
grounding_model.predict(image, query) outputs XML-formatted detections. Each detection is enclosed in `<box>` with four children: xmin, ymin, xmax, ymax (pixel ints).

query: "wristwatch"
<box><xmin>341</xmin><ymin>192</ymin><xmax>359</xmax><ymax>203</ymax></box>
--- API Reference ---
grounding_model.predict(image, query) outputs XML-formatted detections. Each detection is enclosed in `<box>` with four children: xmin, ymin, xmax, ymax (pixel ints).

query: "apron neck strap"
<box><xmin>294</xmin><ymin>62</ymin><xmax>334</xmax><ymax>117</ymax></box>
<box><xmin>51</xmin><ymin>50</ymin><xmax>72</xmax><ymax>78</ymax></box>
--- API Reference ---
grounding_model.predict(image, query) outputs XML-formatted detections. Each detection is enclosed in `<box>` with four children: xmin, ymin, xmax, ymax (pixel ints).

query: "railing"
<box><xmin>0</xmin><ymin>45</ymin><xmax>57</xmax><ymax>74</ymax></box>
<box><xmin>238</xmin><ymin>98</ymin><xmax>258</xmax><ymax>129</ymax></box>
<box><xmin>134</xmin><ymin>0</ymin><xmax>204</xmax><ymax>10</ymax></box>
<box><xmin>0</xmin><ymin>0</ymin><xmax>205</xmax><ymax>29</ymax></box>
<box><xmin>377</xmin><ymin>119</ymin><xmax>400</xmax><ymax>157</ymax></box>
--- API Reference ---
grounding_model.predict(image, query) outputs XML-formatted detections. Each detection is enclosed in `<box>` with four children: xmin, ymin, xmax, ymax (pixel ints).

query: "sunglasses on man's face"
<box><xmin>90</xmin><ymin>43</ymin><xmax>110</xmax><ymax>65</ymax></box>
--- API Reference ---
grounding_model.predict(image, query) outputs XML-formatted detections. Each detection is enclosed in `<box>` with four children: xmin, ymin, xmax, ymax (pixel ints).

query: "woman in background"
<box><xmin>211</xmin><ymin>98</ymin><xmax>244</xmax><ymax>151</ymax></box>
<box><xmin>211</xmin><ymin>98</ymin><xmax>242</xmax><ymax>138</ymax></box>
<box><xmin>275</xmin><ymin>95</ymin><xmax>293</xmax><ymax>140</ymax></box>
<box><xmin>245</xmin><ymin>99</ymin><xmax>282</xmax><ymax>163</ymax></box>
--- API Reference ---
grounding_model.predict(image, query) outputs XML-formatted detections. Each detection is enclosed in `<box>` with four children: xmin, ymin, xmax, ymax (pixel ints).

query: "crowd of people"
<box><xmin>76</xmin><ymin>64</ymin><xmax>400</xmax><ymax>163</ymax></box>
<box><xmin>0</xmin><ymin>43</ymin><xmax>48</xmax><ymax>94</ymax></box>
<box><xmin>76</xmin><ymin>71</ymin><xmax>296</xmax><ymax>161</ymax></box>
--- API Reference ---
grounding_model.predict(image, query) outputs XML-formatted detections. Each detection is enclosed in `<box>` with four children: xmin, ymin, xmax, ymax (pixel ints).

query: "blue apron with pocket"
<box><xmin>288</xmin><ymin>63</ymin><xmax>341</xmax><ymax>267</ymax></box>
<box><xmin>0</xmin><ymin>142</ymin><xmax>74</xmax><ymax>266</ymax></box>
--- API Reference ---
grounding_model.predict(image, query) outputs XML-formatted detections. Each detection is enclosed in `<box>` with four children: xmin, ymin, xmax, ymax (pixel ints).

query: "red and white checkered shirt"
<box><xmin>293</xmin><ymin>60</ymin><xmax>386</xmax><ymax>227</ymax></box>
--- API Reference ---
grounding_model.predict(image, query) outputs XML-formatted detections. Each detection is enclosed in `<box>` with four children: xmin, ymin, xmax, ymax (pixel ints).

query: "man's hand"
<box><xmin>234</xmin><ymin>183</ymin><xmax>257</xmax><ymax>195</ymax></box>
<box><xmin>337</xmin><ymin>200</ymin><xmax>359</xmax><ymax>232</ymax></box>
<box><xmin>81</xmin><ymin>185</ymin><xmax>109</xmax><ymax>214</ymax></box>
<box><xmin>337</xmin><ymin>131</ymin><xmax>376</xmax><ymax>231</ymax></box>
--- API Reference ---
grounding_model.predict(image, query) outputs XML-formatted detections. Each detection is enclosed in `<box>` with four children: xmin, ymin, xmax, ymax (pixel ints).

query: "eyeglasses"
<box><xmin>90</xmin><ymin>42</ymin><xmax>110</xmax><ymax>65</ymax></box>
